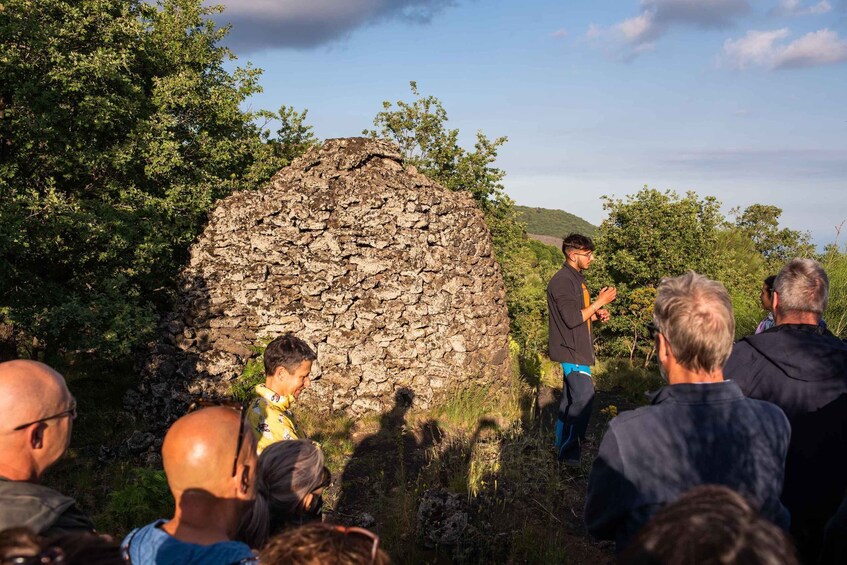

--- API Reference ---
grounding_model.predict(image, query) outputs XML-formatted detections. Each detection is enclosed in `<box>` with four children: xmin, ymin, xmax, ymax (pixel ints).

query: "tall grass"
<box><xmin>823</xmin><ymin>244</ymin><xmax>847</xmax><ymax>338</ymax></box>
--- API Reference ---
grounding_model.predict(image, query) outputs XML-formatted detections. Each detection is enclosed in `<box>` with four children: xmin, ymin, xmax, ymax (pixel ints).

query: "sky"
<box><xmin>208</xmin><ymin>0</ymin><xmax>847</xmax><ymax>246</ymax></box>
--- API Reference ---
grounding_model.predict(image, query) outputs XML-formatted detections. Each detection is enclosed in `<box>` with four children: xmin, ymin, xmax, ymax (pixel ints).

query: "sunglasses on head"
<box><xmin>333</xmin><ymin>526</ymin><xmax>381</xmax><ymax>565</ymax></box>
<box><xmin>187</xmin><ymin>398</ymin><xmax>248</xmax><ymax>477</ymax></box>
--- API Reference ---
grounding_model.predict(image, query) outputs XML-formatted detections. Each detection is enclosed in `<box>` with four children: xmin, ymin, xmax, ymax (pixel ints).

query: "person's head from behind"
<box><xmin>620</xmin><ymin>485</ymin><xmax>798</xmax><ymax>565</ymax></box>
<box><xmin>264</xmin><ymin>334</ymin><xmax>318</xmax><ymax>399</ymax></box>
<box><xmin>259</xmin><ymin>522</ymin><xmax>391</xmax><ymax>565</ymax></box>
<box><xmin>239</xmin><ymin>439</ymin><xmax>330</xmax><ymax>548</ymax></box>
<box><xmin>0</xmin><ymin>360</ymin><xmax>76</xmax><ymax>482</ymax></box>
<box><xmin>162</xmin><ymin>406</ymin><xmax>258</xmax><ymax>536</ymax></box>
<box><xmin>773</xmin><ymin>258</ymin><xmax>828</xmax><ymax>323</ymax></box>
<box><xmin>0</xmin><ymin>527</ymin><xmax>122</xmax><ymax>565</ymax></box>
<box><xmin>652</xmin><ymin>272</ymin><xmax>735</xmax><ymax>380</ymax></box>
<box><xmin>760</xmin><ymin>275</ymin><xmax>776</xmax><ymax>312</ymax></box>
<box><xmin>562</xmin><ymin>233</ymin><xmax>595</xmax><ymax>272</ymax></box>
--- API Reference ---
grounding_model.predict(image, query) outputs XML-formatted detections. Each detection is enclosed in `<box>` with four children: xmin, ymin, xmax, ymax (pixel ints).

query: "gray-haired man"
<box><xmin>725</xmin><ymin>258</ymin><xmax>847</xmax><ymax>563</ymax></box>
<box><xmin>585</xmin><ymin>272</ymin><xmax>790</xmax><ymax>553</ymax></box>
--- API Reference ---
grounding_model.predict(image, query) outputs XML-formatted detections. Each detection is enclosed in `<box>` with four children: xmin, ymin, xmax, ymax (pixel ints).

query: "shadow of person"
<box><xmin>330</xmin><ymin>387</ymin><xmax>443</xmax><ymax>528</ymax></box>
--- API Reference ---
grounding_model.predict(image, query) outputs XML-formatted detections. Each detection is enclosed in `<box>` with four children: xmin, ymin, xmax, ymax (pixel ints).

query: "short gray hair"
<box><xmin>653</xmin><ymin>271</ymin><xmax>735</xmax><ymax>373</ymax></box>
<box><xmin>774</xmin><ymin>258</ymin><xmax>828</xmax><ymax>318</ymax></box>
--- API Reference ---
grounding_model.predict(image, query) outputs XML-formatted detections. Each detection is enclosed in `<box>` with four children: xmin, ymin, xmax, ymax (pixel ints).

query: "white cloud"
<box><xmin>778</xmin><ymin>28</ymin><xmax>847</xmax><ymax>66</ymax></box>
<box><xmin>208</xmin><ymin>0</ymin><xmax>458</xmax><ymax>52</ymax></box>
<box><xmin>552</xmin><ymin>28</ymin><xmax>568</xmax><ymax>38</ymax></box>
<box><xmin>771</xmin><ymin>0</ymin><xmax>832</xmax><ymax>17</ymax></box>
<box><xmin>617</xmin><ymin>12</ymin><xmax>661</xmax><ymax>43</ymax></box>
<box><xmin>721</xmin><ymin>28</ymin><xmax>791</xmax><ymax>68</ymax></box>
<box><xmin>720</xmin><ymin>27</ymin><xmax>847</xmax><ymax>69</ymax></box>
<box><xmin>587</xmin><ymin>0</ymin><xmax>750</xmax><ymax>59</ymax></box>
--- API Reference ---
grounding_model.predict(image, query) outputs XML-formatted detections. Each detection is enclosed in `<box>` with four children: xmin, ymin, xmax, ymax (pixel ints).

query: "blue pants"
<box><xmin>555</xmin><ymin>363</ymin><xmax>595</xmax><ymax>463</ymax></box>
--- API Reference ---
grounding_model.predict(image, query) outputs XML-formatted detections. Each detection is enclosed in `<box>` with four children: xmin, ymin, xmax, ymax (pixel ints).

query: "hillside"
<box><xmin>516</xmin><ymin>205</ymin><xmax>596</xmax><ymax>240</ymax></box>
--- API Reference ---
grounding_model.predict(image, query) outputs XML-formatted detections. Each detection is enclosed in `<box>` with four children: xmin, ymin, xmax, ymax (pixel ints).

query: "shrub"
<box><xmin>100</xmin><ymin>467</ymin><xmax>173</xmax><ymax>534</ymax></box>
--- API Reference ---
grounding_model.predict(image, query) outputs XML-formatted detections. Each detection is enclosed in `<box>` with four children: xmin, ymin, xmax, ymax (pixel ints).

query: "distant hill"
<box><xmin>515</xmin><ymin>206</ymin><xmax>597</xmax><ymax>247</ymax></box>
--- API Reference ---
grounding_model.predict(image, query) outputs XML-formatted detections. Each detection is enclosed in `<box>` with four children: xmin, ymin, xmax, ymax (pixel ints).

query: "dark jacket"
<box><xmin>724</xmin><ymin>324</ymin><xmax>847</xmax><ymax>562</ymax></box>
<box><xmin>820</xmin><ymin>489</ymin><xmax>847</xmax><ymax>565</ymax></box>
<box><xmin>584</xmin><ymin>381</ymin><xmax>790</xmax><ymax>552</ymax></box>
<box><xmin>547</xmin><ymin>264</ymin><xmax>593</xmax><ymax>365</ymax></box>
<box><xmin>0</xmin><ymin>477</ymin><xmax>94</xmax><ymax>535</ymax></box>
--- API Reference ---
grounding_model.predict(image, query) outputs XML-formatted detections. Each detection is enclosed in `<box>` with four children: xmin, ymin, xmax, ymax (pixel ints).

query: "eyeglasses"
<box><xmin>13</xmin><ymin>401</ymin><xmax>77</xmax><ymax>431</ymax></box>
<box><xmin>188</xmin><ymin>398</ymin><xmax>248</xmax><ymax>477</ymax></box>
<box><xmin>333</xmin><ymin>526</ymin><xmax>380</xmax><ymax>564</ymax></box>
<box><xmin>572</xmin><ymin>250</ymin><xmax>594</xmax><ymax>259</ymax></box>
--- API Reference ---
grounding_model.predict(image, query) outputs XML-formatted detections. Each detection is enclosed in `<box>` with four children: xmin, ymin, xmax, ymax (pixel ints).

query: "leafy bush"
<box><xmin>230</xmin><ymin>350</ymin><xmax>267</xmax><ymax>404</ymax></box>
<box><xmin>100</xmin><ymin>467</ymin><xmax>173</xmax><ymax>534</ymax></box>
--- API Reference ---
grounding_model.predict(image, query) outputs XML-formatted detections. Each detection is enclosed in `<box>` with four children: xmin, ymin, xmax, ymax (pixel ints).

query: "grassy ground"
<box><xmin>41</xmin><ymin>352</ymin><xmax>661</xmax><ymax>563</ymax></box>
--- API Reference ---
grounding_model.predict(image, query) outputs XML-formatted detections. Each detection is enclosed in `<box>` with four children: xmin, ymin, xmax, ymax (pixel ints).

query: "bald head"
<box><xmin>0</xmin><ymin>361</ymin><xmax>74</xmax><ymax>480</ymax></box>
<box><xmin>0</xmin><ymin>361</ymin><xmax>71</xmax><ymax>430</ymax></box>
<box><xmin>162</xmin><ymin>407</ymin><xmax>256</xmax><ymax>499</ymax></box>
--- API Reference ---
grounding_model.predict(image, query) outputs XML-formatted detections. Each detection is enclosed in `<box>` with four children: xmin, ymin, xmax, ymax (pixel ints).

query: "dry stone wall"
<box><xmin>134</xmin><ymin>137</ymin><xmax>511</xmax><ymax>425</ymax></box>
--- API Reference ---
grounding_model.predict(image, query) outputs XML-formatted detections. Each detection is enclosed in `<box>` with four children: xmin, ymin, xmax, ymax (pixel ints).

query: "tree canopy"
<box><xmin>0</xmin><ymin>0</ymin><xmax>314</xmax><ymax>357</ymax></box>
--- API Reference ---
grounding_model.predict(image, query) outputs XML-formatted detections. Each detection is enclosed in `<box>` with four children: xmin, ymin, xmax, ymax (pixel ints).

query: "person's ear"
<box><xmin>30</xmin><ymin>423</ymin><xmax>46</xmax><ymax>450</ymax></box>
<box><xmin>657</xmin><ymin>333</ymin><xmax>673</xmax><ymax>362</ymax></box>
<box><xmin>302</xmin><ymin>492</ymin><xmax>314</xmax><ymax>510</ymax></box>
<box><xmin>771</xmin><ymin>291</ymin><xmax>780</xmax><ymax>316</ymax></box>
<box><xmin>238</xmin><ymin>464</ymin><xmax>252</xmax><ymax>497</ymax></box>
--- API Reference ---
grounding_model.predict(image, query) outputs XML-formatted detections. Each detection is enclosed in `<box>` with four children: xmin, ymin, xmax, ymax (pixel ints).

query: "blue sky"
<box><xmin>210</xmin><ymin>0</ymin><xmax>847</xmax><ymax>246</ymax></box>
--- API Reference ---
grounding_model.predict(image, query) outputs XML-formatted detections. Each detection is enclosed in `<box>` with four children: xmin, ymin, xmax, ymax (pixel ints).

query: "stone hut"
<box><xmin>134</xmin><ymin>137</ymin><xmax>511</xmax><ymax>424</ymax></box>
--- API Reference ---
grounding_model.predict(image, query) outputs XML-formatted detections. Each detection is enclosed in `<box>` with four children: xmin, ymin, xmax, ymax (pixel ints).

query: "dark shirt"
<box><xmin>724</xmin><ymin>324</ymin><xmax>847</xmax><ymax>562</ymax></box>
<box><xmin>0</xmin><ymin>476</ymin><xmax>95</xmax><ymax>536</ymax></box>
<box><xmin>584</xmin><ymin>381</ymin><xmax>790</xmax><ymax>552</ymax></box>
<box><xmin>821</xmin><ymin>490</ymin><xmax>847</xmax><ymax>565</ymax></box>
<box><xmin>547</xmin><ymin>263</ymin><xmax>593</xmax><ymax>365</ymax></box>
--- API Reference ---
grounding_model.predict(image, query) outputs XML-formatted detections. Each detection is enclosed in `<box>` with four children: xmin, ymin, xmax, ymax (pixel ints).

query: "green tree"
<box><xmin>365</xmin><ymin>81</ymin><xmax>509</xmax><ymax>215</ymax></box>
<box><xmin>711</xmin><ymin>227</ymin><xmax>768</xmax><ymax>338</ymax></box>
<box><xmin>0</xmin><ymin>0</ymin><xmax>314</xmax><ymax>357</ymax></box>
<box><xmin>591</xmin><ymin>187</ymin><xmax>724</xmax><ymax>364</ymax></box>
<box><xmin>594</xmin><ymin>187</ymin><xmax>723</xmax><ymax>288</ymax></box>
<box><xmin>732</xmin><ymin>204</ymin><xmax>814</xmax><ymax>268</ymax></box>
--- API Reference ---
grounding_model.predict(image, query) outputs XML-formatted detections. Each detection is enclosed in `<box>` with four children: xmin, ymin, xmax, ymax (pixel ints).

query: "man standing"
<box><xmin>122</xmin><ymin>407</ymin><xmax>258</xmax><ymax>564</ymax></box>
<box><xmin>547</xmin><ymin>233</ymin><xmax>616</xmax><ymax>464</ymax></box>
<box><xmin>724</xmin><ymin>258</ymin><xmax>847</xmax><ymax>563</ymax></box>
<box><xmin>248</xmin><ymin>333</ymin><xmax>318</xmax><ymax>454</ymax></box>
<box><xmin>584</xmin><ymin>272</ymin><xmax>790</xmax><ymax>552</ymax></box>
<box><xmin>0</xmin><ymin>360</ymin><xmax>95</xmax><ymax>535</ymax></box>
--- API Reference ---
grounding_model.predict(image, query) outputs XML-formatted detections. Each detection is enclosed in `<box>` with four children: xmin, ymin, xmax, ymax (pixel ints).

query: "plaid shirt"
<box><xmin>247</xmin><ymin>384</ymin><xmax>298</xmax><ymax>454</ymax></box>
